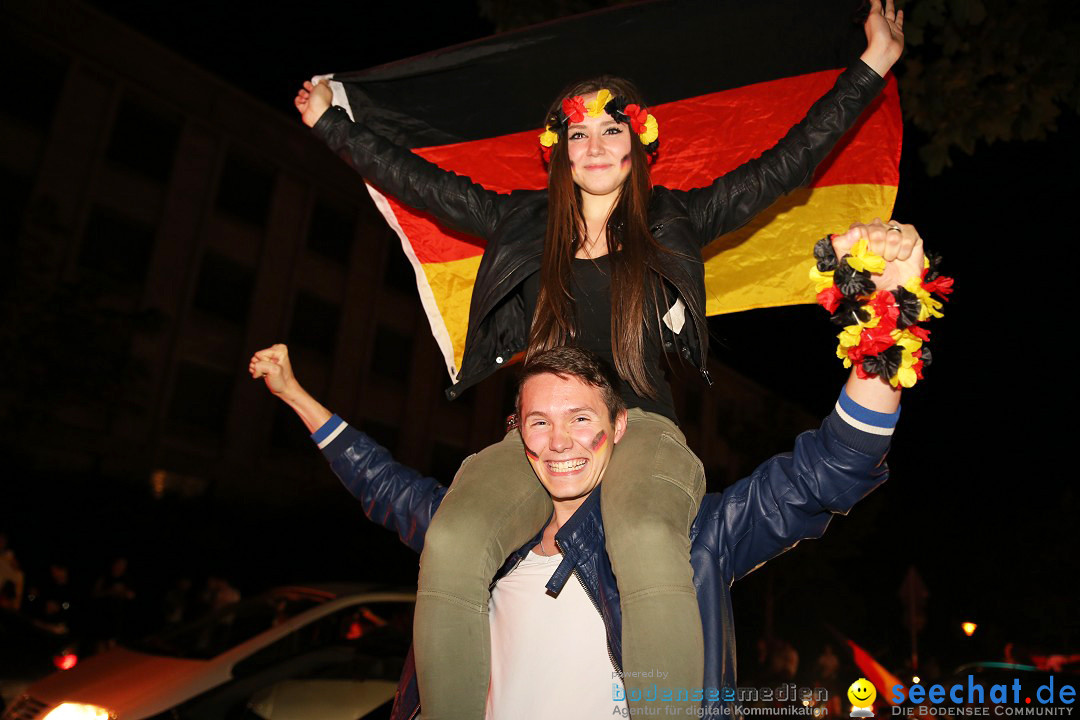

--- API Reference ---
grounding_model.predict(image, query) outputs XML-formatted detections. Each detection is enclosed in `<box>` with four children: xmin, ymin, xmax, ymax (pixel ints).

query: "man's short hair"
<box><xmin>516</xmin><ymin>347</ymin><xmax>627</xmax><ymax>423</ymax></box>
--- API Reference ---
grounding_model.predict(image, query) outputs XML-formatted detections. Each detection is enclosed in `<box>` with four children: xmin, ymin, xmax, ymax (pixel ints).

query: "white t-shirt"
<box><xmin>486</xmin><ymin>550</ymin><xmax>628</xmax><ymax>719</ymax></box>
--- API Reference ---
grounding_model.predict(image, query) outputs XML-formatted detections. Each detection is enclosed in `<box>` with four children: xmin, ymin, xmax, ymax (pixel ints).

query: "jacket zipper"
<box><xmin>557</xmin><ymin>539</ymin><xmax>622</xmax><ymax>674</ymax></box>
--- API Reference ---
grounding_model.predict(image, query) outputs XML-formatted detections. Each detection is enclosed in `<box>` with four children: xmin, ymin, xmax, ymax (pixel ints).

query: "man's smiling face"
<box><xmin>519</xmin><ymin>372</ymin><xmax>627</xmax><ymax>514</ymax></box>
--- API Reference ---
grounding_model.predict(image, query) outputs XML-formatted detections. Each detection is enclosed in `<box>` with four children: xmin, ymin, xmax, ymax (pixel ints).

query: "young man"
<box><xmin>252</xmin><ymin>222</ymin><xmax>921</xmax><ymax>718</ymax></box>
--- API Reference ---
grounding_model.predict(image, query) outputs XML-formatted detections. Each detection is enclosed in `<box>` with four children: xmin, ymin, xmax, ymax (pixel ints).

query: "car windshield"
<box><xmin>130</xmin><ymin>592</ymin><xmax>326</xmax><ymax>659</ymax></box>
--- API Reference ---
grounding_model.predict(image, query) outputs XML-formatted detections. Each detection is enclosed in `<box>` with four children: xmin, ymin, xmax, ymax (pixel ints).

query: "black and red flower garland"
<box><xmin>539</xmin><ymin>89</ymin><xmax>659</xmax><ymax>162</ymax></box>
<box><xmin>810</xmin><ymin>236</ymin><xmax>954</xmax><ymax>388</ymax></box>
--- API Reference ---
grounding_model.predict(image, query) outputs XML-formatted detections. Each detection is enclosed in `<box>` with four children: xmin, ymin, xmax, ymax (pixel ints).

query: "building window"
<box><xmin>191</xmin><ymin>251</ymin><xmax>254</xmax><ymax>325</ymax></box>
<box><xmin>78</xmin><ymin>206</ymin><xmax>156</xmax><ymax>290</ymax></box>
<box><xmin>167</xmin><ymin>362</ymin><xmax>233</xmax><ymax>435</ymax></box>
<box><xmin>370</xmin><ymin>325</ymin><xmax>413</xmax><ymax>384</ymax></box>
<box><xmin>288</xmin><ymin>291</ymin><xmax>340</xmax><ymax>357</ymax></box>
<box><xmin>307</xmin><ymin>198</ymin><xmax>354</xmax><ymax>264</ymax></box>
<box><xmin>215</xmin><ymin>149</ymin><xmax>274</xmax><ymax>226</ymax></box>
<box><xmin>105</xmin><ymin>95</ymin><xmax>181</xmax><ymax>183</ymax></box>
<box><xmin>0</xmin><ymin>35</ymin><xmax>68</xmax><ymax>129</ymax></box>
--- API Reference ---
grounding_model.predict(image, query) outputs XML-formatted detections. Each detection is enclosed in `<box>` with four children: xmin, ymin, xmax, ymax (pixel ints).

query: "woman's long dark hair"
<box><xmin>527</xmin><ymin>76</ymin><xmax>669</xmax><ymax>398</ymax></box>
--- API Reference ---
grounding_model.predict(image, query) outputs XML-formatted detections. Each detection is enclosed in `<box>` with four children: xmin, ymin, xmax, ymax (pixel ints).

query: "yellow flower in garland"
<box><xmin>902</xmin><ymin>276</ymin><xmax>944</xmax><ymax>321</ymax></box>
<box><xmin>836</xmin><ymin>342</ymin><xmax>854</xmax><ymax>367</ymax></box>
<box><xmin>640</xmin><ymin>114</ymin><xmax>659</xmax><ymax>145</ymax></box>
<box><xmin>836</xmin><ymin>311</ymin><xmax>880</xmax><ymax>367</ymax></box>
<box><xmin>539</xmin><ymin>126</ymin><xmax>559</xmax><ymax>148</ymax></box>
<box><xmin>845</xmin><ymin>238</ymin><xmax>886</xmax><ymax>274</ymax></box>
<box><xmin>893</xmin><ymin>345</ymin><xmax>920</xmax><ymax>388</ymax></box>
<box><xmin>586</xmin><ymin>89</ymin><xmax>613</xmax><ymax>117</ymax></box>
<box><xmin>891</xmin><ymin>327</ymin><xmax>924</xmax><ymax>353</ymax></box>
<box><xmin>809</xmin><ymin>265</ymin><xmax>835</xmax><ymax>293</ymax></box>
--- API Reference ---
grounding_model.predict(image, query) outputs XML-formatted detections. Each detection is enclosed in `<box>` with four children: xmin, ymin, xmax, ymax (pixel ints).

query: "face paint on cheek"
<box><xmin>590</xmin><ymin>431</ymin><xmax>608</xmax><ymax>452</ymax></box>
<box><xmin>524</xmin><ymin>444</ymin><xmax>540</xmax><ymax>461</ymax></box>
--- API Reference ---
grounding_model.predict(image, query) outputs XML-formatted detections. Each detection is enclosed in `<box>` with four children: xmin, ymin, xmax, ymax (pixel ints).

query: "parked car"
<box><xmin>3</xmin><ymin>585</ymin><xmax>414</xmax><ymax>720</ymax></box>
<box><xmin>0</xmin><ymin>609</ymin><xmax>82</xmax><ymax>715</ymax></box>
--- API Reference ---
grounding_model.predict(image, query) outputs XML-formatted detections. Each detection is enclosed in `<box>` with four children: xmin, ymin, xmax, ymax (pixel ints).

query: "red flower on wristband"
<box><xmin>922</xmin><ymin>275</ymin><xmax>954</xmax><ymax>298</ymax></box>
<box><xmin>817</xmin><ymin>285</ymin><xmax>844</xmax><ymax>314</ymax></box>
<box><xmin>562</xmin><ymin>96</ymin><xmax>586</xmax><ymax>123</ymax></box>
<box><xmin>623</xmin><ymin>103</ymin><xmax>649</xmax><ymax>134</ymax></box>
<box><xmin>912</xmin><ymin>351</ymin><xmax>925</xmax><ymax>380</ymax></box>
<box><xmin>907</xmin><ymin>325</ymin><xmax>931</xmax><ymax>342</ymax></box>
<box><xmin>868</xmin><ymin>290</ymin><xmax>899</xmax><ymax>324</ymax></box>
<box><xmin>857</xmin><ymin>324</ymin><xmax>896</xmax><ymax>356</ymax></box>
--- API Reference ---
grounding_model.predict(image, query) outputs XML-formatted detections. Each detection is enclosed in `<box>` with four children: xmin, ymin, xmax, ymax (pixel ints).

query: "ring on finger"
<box><xmin>886</xmin><ymin>224</ymin><xmax>903</xmax><ymax>233</ymax></box>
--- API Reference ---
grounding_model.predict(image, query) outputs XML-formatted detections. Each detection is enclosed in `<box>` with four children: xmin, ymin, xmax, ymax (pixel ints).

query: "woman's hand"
<box><xmin>831</xmin><ymin>219</ymin><xmax>924</xmax><ymax>291</ymax></box>
<box><xmin>859</xmin><ymin>0</ymin><xmax>904</xmax><ymax>78</ymax></box>
<box><xmin>295</xmin><ymin>80</ymin><xmax>334</xmax><ymax>128</ymax></box>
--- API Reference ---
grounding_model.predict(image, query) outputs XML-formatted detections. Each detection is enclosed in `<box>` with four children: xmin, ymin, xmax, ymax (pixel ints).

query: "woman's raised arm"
<box><xmin>297</xmin><ymin>80</ymin><xmax>507</xmax><ymax>242</ymax></box>
<box><xmin>684</xmin><ymin>0</ymin><xmax>904</xmax><ymax>245</ymax></box>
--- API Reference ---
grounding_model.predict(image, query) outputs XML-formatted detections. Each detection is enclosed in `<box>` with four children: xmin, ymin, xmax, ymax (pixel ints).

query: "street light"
<box><xmin>962</xmin><ymin>622</ymin><xmax>977</xmax><ymax>637</ymax></box>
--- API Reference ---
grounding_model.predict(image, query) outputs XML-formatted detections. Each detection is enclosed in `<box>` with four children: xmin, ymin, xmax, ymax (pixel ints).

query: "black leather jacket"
<box><xmin>313</xmin><ymin>62</ymin><xmax>886</xmax><ymax>399</ymax></box>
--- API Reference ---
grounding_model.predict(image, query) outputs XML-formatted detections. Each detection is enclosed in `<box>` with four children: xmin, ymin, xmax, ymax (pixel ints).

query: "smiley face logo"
<box><xmin>848</xmin><ymin>678</ymin><xmax>877</xmax><ymax>717</ymax></box>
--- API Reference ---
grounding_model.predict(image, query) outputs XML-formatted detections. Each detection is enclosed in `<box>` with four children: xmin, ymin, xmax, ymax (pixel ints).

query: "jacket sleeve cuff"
<box><xmin>824</xmin><ymin>385</ymin><xmax>899</xmax><ymax>456</ymax></box>
<box><xmin>311</xmin><ymin>106</ymin><xmax>352</xmax><ymax>150</ymax></box>
<box><xmin>846</xmin><ymin>60</ymin><xmax>888</xmax><ymax>94</ymax></box>
<box><xmin>311</xmin><ymin>414</ymin><xmax>348</xmax><ymax>453</ymax></box>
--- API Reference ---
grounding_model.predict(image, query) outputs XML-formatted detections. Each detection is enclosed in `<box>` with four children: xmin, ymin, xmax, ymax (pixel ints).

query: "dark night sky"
<box><xmin>78</xmin><ymin>0</ymin><xmax>1079</xmax><ymax>666</ymax></box>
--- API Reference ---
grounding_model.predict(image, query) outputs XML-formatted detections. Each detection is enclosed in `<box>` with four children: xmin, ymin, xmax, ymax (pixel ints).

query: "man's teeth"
<box><xmin>547</xmin><ymin>459</ymin><xmax>587</xmax><ymax>472</ymax></box>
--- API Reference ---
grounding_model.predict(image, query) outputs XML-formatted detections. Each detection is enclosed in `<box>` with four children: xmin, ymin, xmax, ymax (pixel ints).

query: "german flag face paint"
<box><xmin>518</xmin><ymin>373</ymin><xmax>625</xmax><ymax>517</ymax></box>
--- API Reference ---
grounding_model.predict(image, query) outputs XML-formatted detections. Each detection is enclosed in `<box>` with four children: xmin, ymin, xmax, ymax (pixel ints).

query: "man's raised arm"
<box><xmin>250</xmin><ymin>344</ymin><xmax>447</xmax><ymax>553</ymax></box>
<box><xmin>699</xmin><ymin>219</ymin><xmax>942</xmax><ymax>582</ymax></box>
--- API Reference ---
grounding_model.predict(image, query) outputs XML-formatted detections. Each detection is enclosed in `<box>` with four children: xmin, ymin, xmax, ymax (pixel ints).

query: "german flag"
<box><xmin>318</xmin><ymin>0</ymin><xmax>901</xmax><ymax>378</ymax></box>
<box><xmin>845</xmin><ymin>636</ymin><xmax>907</xmax><ymax>706</ymax></box>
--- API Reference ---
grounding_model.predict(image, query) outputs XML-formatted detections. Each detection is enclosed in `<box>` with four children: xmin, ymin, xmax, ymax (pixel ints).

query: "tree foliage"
<box><xmin>898</xmin><ymin>0</ymin><xmax>1080</xmax><ymax>174</ymax></box>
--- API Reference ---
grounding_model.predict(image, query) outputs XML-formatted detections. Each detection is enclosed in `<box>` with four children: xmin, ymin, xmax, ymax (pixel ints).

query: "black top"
<box><xmin>521</xmin><ymin>254</ymin><xmax>677</xmax><ymax>423</ymax></box>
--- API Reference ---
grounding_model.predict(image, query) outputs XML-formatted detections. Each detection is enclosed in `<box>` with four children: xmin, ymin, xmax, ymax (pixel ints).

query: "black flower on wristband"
<box><xmin>814</xmin><ymin>237</ymin><xmax>839</xmax><ymax>272</ymax></box>
<box><xmin>861</xmin><ymin>345</ymin><xmax>903</xmax><ymax>380</ymax></box>
<box><xmin>891</xmin><ymin>286</ymin><xmax>922</xmax><ymax>329</ymax></box>
<box><xmin>834</xmin><ymin>261</ymin><xmax>876</xmax><ymax>298</ymax></box>
<box><xmin>830</xmin><ymin>297</ymin><xmax>870</xmax><ymax>327</ymax></box>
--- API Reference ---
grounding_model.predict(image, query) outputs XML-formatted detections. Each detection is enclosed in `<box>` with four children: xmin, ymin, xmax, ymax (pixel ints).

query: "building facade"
<box><xmin>1</xmin><ymin>0</ymin><xmax>815</xmax><ymax>513</ymax></box>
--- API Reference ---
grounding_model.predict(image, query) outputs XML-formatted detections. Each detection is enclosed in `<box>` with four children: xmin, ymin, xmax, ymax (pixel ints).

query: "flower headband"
<box><xmin>539</xmin><ymin>87</ymin><xmax>659</xmax><ymax>161</ymax></box>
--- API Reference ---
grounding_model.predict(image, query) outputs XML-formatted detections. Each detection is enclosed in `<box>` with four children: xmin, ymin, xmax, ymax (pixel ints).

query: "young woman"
<box><xmin>295</xmin><ymin>3</ymin><xmax>904</xmax><ymax>716</ymax></box>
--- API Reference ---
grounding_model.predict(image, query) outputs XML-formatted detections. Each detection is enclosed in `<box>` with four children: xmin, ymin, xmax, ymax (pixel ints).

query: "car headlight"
<box><xmin>42</xmin><ymin>704</ymin><xmax>115</xmax><ymax>720</ymax></box>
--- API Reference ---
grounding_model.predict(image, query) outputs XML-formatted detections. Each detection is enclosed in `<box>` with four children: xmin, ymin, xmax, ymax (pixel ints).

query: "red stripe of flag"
<box><xmin>395</xmin><ymin>69</ymin><xmax>899</xmax><ymax>265</ymax></box>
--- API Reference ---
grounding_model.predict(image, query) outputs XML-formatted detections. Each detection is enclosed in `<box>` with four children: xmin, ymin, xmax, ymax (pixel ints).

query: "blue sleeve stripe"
<box><xmin>835</xmin><ymin>386</ymin><xmax>900</xmax><ymax>436</ymax></box>
<box><xmin>311</xmin><ymin>414</ymin><xmax>346</xmax><ymax>449</ymax></box>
